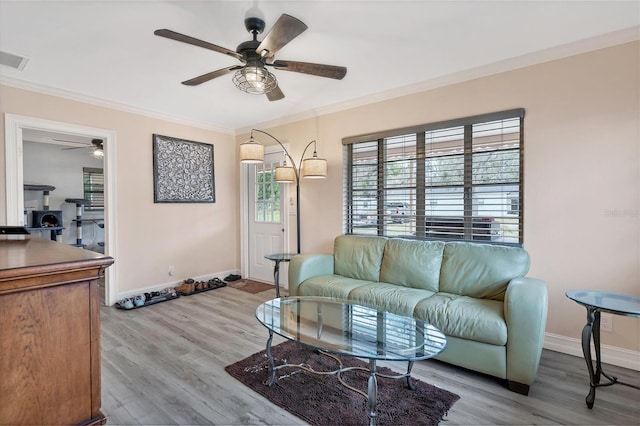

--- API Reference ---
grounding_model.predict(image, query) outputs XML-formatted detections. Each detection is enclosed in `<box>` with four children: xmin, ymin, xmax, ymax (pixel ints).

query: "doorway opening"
<box><xmin>4</xmin><ymin>114</ymin><xmax>117</xmax><ymax>305</ymax></box>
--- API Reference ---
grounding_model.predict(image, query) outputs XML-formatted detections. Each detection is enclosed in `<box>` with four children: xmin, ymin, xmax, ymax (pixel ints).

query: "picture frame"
<box><xmin>152</xmin><ymin>134</ymin><xmax>215</xmax><ymax>203</ymax></box>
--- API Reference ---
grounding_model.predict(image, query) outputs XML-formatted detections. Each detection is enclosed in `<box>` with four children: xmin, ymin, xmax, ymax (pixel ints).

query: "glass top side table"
<box><xmin>264</xmin><ymin>253</ymin><xmax>296</xmax><ymax>298</ymax></box>
<box><xmin>566</xmin><ymin>290</ymin><xmax>640</xmax><ymax>408</ymax></box>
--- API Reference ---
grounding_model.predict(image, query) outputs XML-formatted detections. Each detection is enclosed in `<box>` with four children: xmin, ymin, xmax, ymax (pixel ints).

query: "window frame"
<box><xmin>343</xmin><ymin>108</ymin><xmax>524</xmax><ymax>246</ymax></box>
<box><xmin>82</xmin><ymin>167</ymin><xmax>104</xmax><ymax>211</ymax></box>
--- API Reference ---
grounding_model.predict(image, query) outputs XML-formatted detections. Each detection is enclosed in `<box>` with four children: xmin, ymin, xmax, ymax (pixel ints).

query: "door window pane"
<box><xmin>255</xmin><ymin>163</ymin><xmax>280</xmax><ymax>223</ymax></box>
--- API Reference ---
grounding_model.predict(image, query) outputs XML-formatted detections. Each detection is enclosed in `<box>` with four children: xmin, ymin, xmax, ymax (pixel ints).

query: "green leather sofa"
<box><xmin>288</xmin><ymin>235</ymin><xmax>548</xmax><ymax>395</ymax></box>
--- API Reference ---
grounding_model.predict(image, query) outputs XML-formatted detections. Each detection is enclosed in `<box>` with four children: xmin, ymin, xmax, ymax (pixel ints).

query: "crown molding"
<box><xmin>0</xmin><ymin>76</ymin><xmax>235</xmax><ymax>136</ymax></box>
<box><xmin>239</xmin><ymin>25</ymin><xmax>640</xmax><ymax>134</ymax></box>
<box><xmin>2</xmin><ymin>25</ymin><xmax>637</xmax><ymax>137</ymax></box>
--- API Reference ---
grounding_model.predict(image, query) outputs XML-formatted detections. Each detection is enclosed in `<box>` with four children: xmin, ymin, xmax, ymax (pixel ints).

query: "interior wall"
<box><xmin>238</xmin><ymin>41</ymin><xmax>640</xmax><ymax>353</ymax></box>
<box><xmin>1</xmin><ymin>85</ymin><xmax>239</xmax><ymax>299</ymax></box>
<box><xmin>23</xmin><ymin>141</ymin><xmax>104</xmax><ymax>250</ymax></box>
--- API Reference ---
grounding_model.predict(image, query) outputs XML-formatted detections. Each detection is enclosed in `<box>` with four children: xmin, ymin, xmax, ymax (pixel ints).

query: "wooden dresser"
<box><xmin>0</xmin><ymin>236</ymin><xmax>114</xmax><ymax>425</ymax></box>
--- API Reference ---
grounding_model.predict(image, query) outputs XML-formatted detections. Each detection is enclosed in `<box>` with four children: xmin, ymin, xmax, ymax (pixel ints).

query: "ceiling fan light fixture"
<box><xmin>92</xmin><ymin>148</ymin><xmax>104</xmax><ymax>159</ymax></box>
<box><xmin>233</xmin><ymin>65</ymin><xmax>277</xmax><ymax>95</ymax></box>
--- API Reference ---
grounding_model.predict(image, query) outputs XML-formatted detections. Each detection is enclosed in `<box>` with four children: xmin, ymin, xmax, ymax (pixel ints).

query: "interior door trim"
<box><xmin>240</xmin><ymin>143</ymin><xmax>290</xmax><ymax>281</ymax></box>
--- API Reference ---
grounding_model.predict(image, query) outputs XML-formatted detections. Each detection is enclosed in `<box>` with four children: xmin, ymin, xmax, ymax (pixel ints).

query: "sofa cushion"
<box><xmin>334</xmin><ymin>235</ymin><xmax>387</xmax><ymax>282</ymax></box>
<box><xmin>298</xmin><ymin>275</ymin><xmax>374</xmax><ymax>300</ymax></box>
<box><xmin>413</xmin><ymin>293</ymin><xmax>507</xmax><ymax>346</ymax></box>
<box><xmin>380</xmin><ymin>239</ymin><xmax>444</xmax><ymax>292</ymax></box>
<box><xmin>348</xmin><ymin>282</ymin><xmax>435</xmax><ymax>317</ymax></box>
<box><xmin>439</xmin><ymin>242</ymin><xmax>530</xmax><ymax>300</ymax></box>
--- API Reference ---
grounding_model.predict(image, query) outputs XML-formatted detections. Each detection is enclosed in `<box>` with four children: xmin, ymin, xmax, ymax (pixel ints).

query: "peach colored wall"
<box><xmin>0</xmin><ymin>85</ymin><xmax>239</xmax><ymax>297</ymax></box>
<box><xmin>239</xmin><ymin>41</ymin><xmax>640</xmax><ymax>352</ymax></box>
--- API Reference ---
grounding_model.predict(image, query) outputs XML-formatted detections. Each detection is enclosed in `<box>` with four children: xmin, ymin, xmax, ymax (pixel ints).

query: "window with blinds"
<box><xmin>83</xmin><ymin>167</ymin><xmax>104</xmax><ymax>210</ymax></box>
<box><xmin>343</xmin><ymin>109</ymin><xmax>524</xmax><ymax>246</ymax></box>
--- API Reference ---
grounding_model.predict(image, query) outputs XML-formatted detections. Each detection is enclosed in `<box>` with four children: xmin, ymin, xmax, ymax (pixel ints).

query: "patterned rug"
<box><xmin>226</xmin><ymin>279</ymin><xmax>275</xmax><ymax>294</ymax></box>
<box><xmin>225</xmin><ymin>341</ymin><xmax>459</xmax><ymax>425</ymax></box>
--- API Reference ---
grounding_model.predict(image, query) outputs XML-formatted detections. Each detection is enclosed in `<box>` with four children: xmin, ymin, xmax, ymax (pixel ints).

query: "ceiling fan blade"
<box><xmin>182</xmin><ymin>66</ymin><xmax>243</xmax><ymax>86</ymax></box>
<box><xmin>256</xmin><ymin>14</ymin><xmax>307</xmax><ymax>58</ymax></box>
<box><xmin>53</xmin><ymin>138</ymin><xmax>92</xmax><ymax>149</ymax></box>
<box><xmin>272</xmin><ymin>60</ymin><xmax>347</xmax><ymax>80</ymax></box>
<box><xmin>266</xmin><ymin>86</ymin><xmax>285</xmax><ymax>102</ymax></box>
<box><xmin>154</xmin><ymin>29</ymin><xmax>243</xmax><ymax>61</ymax></box>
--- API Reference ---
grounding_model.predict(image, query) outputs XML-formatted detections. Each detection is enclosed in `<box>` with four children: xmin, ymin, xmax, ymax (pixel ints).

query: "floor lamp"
<box><xmin>240</xmin><ymin>129</ymin><xmax>327</xmax><ymax>254</ymax></box>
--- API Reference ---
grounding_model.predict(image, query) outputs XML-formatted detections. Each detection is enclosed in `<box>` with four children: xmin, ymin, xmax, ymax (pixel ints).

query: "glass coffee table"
<box><xmin>566</xmin><ymin>290</ymin><xmax>640</xmax><ymax>408</ymax></box>
<box><xmin>255</xmin><ymin>297</ymin><xmax>447</xmax><ymax>426</ymax></box>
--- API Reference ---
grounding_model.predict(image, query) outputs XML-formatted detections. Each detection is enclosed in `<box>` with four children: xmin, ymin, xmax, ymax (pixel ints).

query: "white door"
<box><xmin>248</xmin><ymin>152</ymin><xmax>286</xmax><ymax>282</ymax></box>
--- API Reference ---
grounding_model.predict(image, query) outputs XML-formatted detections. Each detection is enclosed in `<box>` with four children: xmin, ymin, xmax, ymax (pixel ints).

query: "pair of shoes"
<box><xmin>117</xmin><ymin>298</ymin><xmax>134</xmax><ymax>309</ymax></box>
<box><xmin>134</xmin><ymin>295</ymin><xmax>145</xmax><ymax>307</ymax></box>
<box><xmin>159</xmin><ymin>287</ymin><xmax>177</xmax><ymax>298</ymax></box>
<box><xmin>175</xmin><ymin>282</ymin><xmax>194</xmax><ymax>294</ymax></box>
<box><xmin>208</xmin><ymin>277</ymin><xmax>227</xmax><ymax>288</ymax></box>
<box><xmin>224</xmin><ymin>274</ymin><xmax>241</xmax><ymax>282</ymax></box>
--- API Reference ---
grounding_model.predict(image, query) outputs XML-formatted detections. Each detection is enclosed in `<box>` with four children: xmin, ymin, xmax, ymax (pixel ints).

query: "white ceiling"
<box><xmin>1</xmin><ymin>1</ymin><xmax>638</xmax><ymax>134</ymax></box>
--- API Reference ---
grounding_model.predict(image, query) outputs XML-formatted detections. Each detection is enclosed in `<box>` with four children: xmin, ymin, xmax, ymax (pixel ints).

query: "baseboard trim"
<box><xmin>544</xmin><ymin>332</ymin><xmax>640</xmax><ymax>371</ymax></box>
<box><xmin>112</xmin><ymin>269</ymin><xmax>240</xmax><ymax>305</ymax></box>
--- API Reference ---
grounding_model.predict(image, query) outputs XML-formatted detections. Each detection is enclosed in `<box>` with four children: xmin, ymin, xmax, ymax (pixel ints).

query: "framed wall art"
<box><xmin>152</xmin><ymin>134</ymin><xmax>215</xmax><ymax>203</ymax></box>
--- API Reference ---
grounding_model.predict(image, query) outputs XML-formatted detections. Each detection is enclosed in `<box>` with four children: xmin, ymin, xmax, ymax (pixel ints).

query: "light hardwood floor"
<box><xmin>101</xmin><ymin>286</ymin><xmax>640</xmax><ymax>425</ymax></box>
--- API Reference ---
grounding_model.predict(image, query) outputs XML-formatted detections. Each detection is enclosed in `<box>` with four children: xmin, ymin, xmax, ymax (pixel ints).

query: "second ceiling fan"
<box><xmin>154</xmin><ymin>13</ymin><xmax>347</xmax><ymax>101</ymax></box>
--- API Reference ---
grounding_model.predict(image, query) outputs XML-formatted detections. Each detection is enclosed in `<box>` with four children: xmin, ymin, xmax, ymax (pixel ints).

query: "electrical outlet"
<box><xmin>600</xmin><ymin>313</ymin><xmax>613</xmax><ymax>332</ymax></box>
<box><xmin>168</xmin><ymin>265</ymin><xmax>175</xmax><ymax>276</ymax></box>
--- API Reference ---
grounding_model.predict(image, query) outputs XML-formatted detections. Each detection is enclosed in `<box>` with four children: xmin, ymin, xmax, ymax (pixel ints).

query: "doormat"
<box><xmin>225</xmin><ymin>341</ymin><xmax>459</xmax><ymax>426</ymax></box>
<box><xmin>227</xmin><ymin>279</ymin><xmax>274</xmax><ymax>294</ymax></box>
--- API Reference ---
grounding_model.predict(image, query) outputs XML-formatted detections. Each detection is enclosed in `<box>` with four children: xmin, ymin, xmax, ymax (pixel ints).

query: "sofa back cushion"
<box><xmin>439</xmin><ymin>242</ymin><xmax>530</xmax><ymax>300</ymax></box>
<box><xmin>380</xmin><ymin>239</ymin><xmax>445</xmax><ymax>291</ymax></box>
<box><xmin>334</xmin><ymin>235</ymin><xmax>387</xmax><ymax>281</ymax></box>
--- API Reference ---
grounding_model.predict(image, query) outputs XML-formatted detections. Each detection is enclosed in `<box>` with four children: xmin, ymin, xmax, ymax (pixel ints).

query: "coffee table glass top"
<box><xmin>255</xmin><ymin>297</ymin><xmax>447</xmax><ymax>361</ymax></box>
<box><xmin>566</xmin><ymin>290</ymin><xmax>640</xmax><ymax>317</ymax></box>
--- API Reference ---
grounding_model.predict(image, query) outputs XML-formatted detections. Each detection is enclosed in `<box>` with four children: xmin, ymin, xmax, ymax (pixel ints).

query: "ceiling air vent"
<box><xmin>0</xmin><ymin>50</ymin><xmax>29</xmax><ymax>70</ymax></box>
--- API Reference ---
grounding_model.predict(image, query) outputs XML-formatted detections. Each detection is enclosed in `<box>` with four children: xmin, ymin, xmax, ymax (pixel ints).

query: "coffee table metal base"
<box><xmin>265</xmin><ymin>330</ymin><xmax>416</xmax><ymax>426</ymax></box>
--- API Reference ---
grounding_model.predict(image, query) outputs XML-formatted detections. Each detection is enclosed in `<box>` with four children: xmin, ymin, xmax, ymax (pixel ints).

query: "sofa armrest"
<box><xmin>288</xmin><ymin>254</ymin><xmax>334</xmax><ymax>296</ymax></box>
<box><xmin>504</xmin><ymin>276</ymin><xmax>548</xmax><ymax>389</ymax></box>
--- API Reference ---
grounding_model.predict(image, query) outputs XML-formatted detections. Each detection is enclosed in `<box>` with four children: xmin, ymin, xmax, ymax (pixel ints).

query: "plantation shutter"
<box><xmin>343</xmin><ymin>109</ymin><xmax>524</xmax><ymax>246</ymax></box>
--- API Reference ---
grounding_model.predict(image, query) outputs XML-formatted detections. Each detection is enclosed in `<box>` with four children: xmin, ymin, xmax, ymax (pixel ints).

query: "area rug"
<box><xmin>225</xmin><ymin>341</ymin><xmax>459</xmax><ymax>425</ymax></box>
<box><xmin>226</xmin><ymin>279</ymin><xmax>274</xmax><ymax>294</ymax></box>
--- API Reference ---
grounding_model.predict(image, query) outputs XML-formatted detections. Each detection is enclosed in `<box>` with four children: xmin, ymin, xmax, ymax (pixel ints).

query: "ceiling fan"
<box><xmin>60</xmin><ymin>139</ymin><xmax>104</xmax><ymax>158</ymax></box>
<box><xmin>154</xmin><ymin>14</ymin><xmax>347</xmax><ymax>101</ymax></box>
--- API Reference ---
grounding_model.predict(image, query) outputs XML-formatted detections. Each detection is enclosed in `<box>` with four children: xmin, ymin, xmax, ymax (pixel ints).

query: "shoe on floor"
<box><xmin>118</xmin><ymin>298</ymin><xmax>134</xmax><ymax>309</ymax></box>
<box><xmin>209</xmin><ymin>277</ymin><xmax>227</xmax><ymax>288</ymax></box>
<box><xmin>224</xmin><ymin>274</ymin><xmax>241</xmax><ymax>282</ymax></box>
<box><xmin>134</xmin><ymin>295</ymin><xmax>145</xmax><ymax>307</ymax></box>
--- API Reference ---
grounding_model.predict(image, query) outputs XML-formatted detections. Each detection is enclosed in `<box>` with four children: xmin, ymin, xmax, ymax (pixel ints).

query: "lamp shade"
<box><xmin>240</xmin><ymin>140</ymin><xmax>264</xmax><ymax>163</ymax></box>
<box><xmin>275</xmin><ymin>166</ymin><xmax>296</xmax><ymax>183</ymax></box>
<box><xmin>302</xmin><ymin>157</ymin><xmax>327</xmax><ymax>178</ymax></box>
